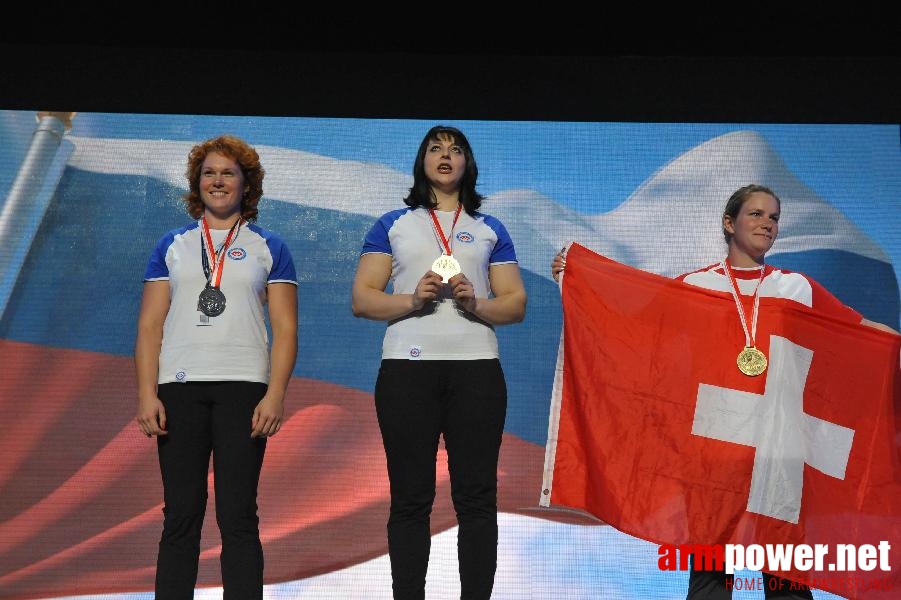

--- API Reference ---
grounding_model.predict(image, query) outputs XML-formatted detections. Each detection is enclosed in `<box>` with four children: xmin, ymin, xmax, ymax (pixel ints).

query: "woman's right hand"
<box><xmin>136</xmin><ymin>394</ymin><xmax>167</xmax><ymax>437</ymax></box>
<box><xmin>411</xmin><ymin>270</ymin><xmax>444</xmax><ymax>310</ymax></box>
<box><xmin>551</xmin><ymin>248</ymin><xmax>567</xmax><ymax>282</ymax></box>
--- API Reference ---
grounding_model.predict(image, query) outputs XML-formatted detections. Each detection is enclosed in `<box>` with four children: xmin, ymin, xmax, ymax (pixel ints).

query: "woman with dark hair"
<box><xmin>135</xmin><ymin>134</ymin><xmax>298</xmax><ymax>599</ymax></box>
<box><xmin>352</xmin><ymin>125</ymin><xmax>527</xmax><ymax>600</ymax></box>
<box><xmin>552</xmin><ymin>183</ymin><xmax>897</xmax><ymax>599</ymax></box>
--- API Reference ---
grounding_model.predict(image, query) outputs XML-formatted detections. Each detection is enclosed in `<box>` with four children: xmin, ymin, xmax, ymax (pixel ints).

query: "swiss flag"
<box><xmin>540</xmin><ymin>243</ymin><xmax>901</xmax><ymax>599</ymax></box>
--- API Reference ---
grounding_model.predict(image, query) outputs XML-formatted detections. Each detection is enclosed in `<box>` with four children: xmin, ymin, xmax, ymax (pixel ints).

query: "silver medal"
<box><xmin>197</xmin><ymin>285</ymin><xmax>226</xmax><ymax>317</ymax></box>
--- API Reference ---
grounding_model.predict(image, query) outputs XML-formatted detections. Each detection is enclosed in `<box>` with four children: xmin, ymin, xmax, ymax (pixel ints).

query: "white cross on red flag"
<box><xmin>540</xmin><ymin>243</ymin><xmax>901</xmax><ymax>599</ymax></box>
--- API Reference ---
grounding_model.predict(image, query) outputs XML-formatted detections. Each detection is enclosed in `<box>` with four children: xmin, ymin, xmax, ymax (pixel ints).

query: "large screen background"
<box><xmin>0</xmin><ymin>110</ymin><xmax>898</xmax><ymax>599</ymax></box>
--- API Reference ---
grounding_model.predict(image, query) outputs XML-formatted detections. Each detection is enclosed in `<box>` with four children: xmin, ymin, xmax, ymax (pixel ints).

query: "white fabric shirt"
<box><xmin>144</xmin><ymin>220</ymin><xmax>297</xmax><ymax>383</ymax></box>
<box><xmin>678</xmin><ymin>262</ymin><xmax>860</xmax><ymax>322</ymax></box>
<box><xmin>361</xmin><ymin>206</ymin><xmax>518</xmax><ymax>360</ymax></box>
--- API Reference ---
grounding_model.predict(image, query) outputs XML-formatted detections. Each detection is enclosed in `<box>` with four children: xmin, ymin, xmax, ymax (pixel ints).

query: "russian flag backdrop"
<box><xmin>0</xmin><ymin>111</ymin><xmax>898</xmax><ymax>599</ymax></box>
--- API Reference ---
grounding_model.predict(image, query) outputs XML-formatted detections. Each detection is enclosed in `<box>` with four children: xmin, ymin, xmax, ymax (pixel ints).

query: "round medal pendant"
<box><xmin>431</xmin><ymin>253</ymin><xmax>461</xmax><ymax>283</ymax></box>
<box><xmin>197</xmin><ymin>285</ymin><xmax>227</xmax><ymax>317</ymax></box>
<box><xmin>737</xmin><ymin>346</ymin><xmax>767</xmax><ymax>376</ymax></box>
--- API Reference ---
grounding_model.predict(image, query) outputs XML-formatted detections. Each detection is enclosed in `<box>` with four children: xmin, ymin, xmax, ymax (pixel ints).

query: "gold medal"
<box><xmin>721</xmin><ymin>259</ymin><xmax>768</xmax><ymax>377</ymax></box>
<box><xmin>737</xmin><ymin>346</ymin><xmax>767</xmax><ymax>376</ymax></box>
<box><xmin>427</xmin><ymin>205</ymin><xmax>463</xmax><ymax>282</ymax></box>
<box><xmin>432</xmin><ymin>253</ymin><xmax>462</xmax><ymax>282</ymax></box>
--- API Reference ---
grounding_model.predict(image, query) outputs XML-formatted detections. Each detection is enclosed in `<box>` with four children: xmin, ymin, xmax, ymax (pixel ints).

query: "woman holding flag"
<box><xmin>551</xmin><ymin>183</ymin><xmax>897</xmax><ymax>599</ymax></box>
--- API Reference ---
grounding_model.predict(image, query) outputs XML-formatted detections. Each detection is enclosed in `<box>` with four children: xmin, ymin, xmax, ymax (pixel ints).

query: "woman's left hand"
<box><xmin>449</xmin><ymin>272</ymin><xmax>477</xmax><ymax>314</ymax></box>
<box><xmin>251</xmin><ymin>393</ymin><xmax>285</xmax><ymax>438</ymax></box>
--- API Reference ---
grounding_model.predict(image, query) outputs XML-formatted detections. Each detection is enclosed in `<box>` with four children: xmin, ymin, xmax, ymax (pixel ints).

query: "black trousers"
<box><xmin>688</xmin><ymin>555</ymin><xmax>814</xmax><ymax>599</ymax></box>
<box><xmin>375</xmin><ymin>359</ymin><xmax>507</xmax><ymax>600</ymax></box>
<box><xmin>155</xmin><ymin>381</ymin><xmax>267</xmax><ymax>600</ymax></box>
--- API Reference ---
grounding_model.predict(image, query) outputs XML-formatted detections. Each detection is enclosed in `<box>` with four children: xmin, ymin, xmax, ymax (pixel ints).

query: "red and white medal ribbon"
<box><xmin>428</xmin><ymin>205</ymin><xmax>463</xmax><ymax>282</ymax></box>
<box><xmin>721</xmin><ymin>258</ymin><xmax>766</xmax><ymax>350</ymax></box>
<box><xmin>201</xmin><ymin>216</ymin><xmax>242</xmax><ymax>287</ymax></box>
<box><xmin>427</xmin><ymin>204</ymin><xmax>462</xmax><ymax>256</ymax></box>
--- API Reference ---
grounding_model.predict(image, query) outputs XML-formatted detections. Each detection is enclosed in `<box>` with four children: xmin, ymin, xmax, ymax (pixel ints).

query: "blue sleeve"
<box><xmin>266</xmin><ymin>235</ymin><xmax>298</xmax><ymax>284</ymax></box>
<box><xmin>484</xmin><ymin>215</ymin><xmax>518</xmax><ymax>264</ymax></box>
<box><xmin>143</xmin><ymin>231</ymin><xmax>175</xmax><ymax>281</ymax></box>
<box><xmin>361</xmin><ymin>209</ymin><xmax>406</xmax><ymax>256</ymax></box>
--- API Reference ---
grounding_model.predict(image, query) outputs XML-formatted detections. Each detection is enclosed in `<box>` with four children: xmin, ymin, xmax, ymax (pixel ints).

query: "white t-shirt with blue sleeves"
<box><xmin>144</xmin><ymin>220</ymin><xmax>297</xmax><ymax>384</ymax></box>
<box><xmin>361</xmin><ymin>206</ymin><xmax>518</xmax><ymax>360</ymax></box>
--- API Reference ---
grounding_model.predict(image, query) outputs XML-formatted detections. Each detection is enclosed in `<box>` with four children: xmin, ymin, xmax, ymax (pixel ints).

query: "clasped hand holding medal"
<box><xmin>413</xmin><ymin>205</ymin><xmax>476</xmax><ymax>313</ymax></box>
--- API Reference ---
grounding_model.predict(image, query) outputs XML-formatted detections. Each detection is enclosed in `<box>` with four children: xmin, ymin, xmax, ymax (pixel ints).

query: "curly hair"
<box><xmin>403</xmin><ymin>125</ymin><xmax>484</xmax><ymax>216</ymax></box>
<box><xmin>182</xmin><ymin>134</ymin><xmax>265</xmax><ymax>222</ymax></box>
